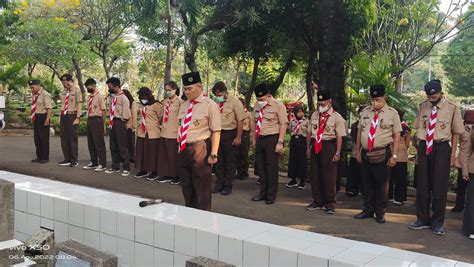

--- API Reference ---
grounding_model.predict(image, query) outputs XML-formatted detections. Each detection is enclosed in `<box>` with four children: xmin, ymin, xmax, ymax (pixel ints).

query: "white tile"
<box><xmin>14</xmin><ymin>210</ymin><xmax>27</xmax><ymax>233</ymax></box>
<box><xmin>365</xmin><ymin>256</ymin><xmax>411</xmax><ymax>267</ymax></box>
<box><xmin>40</xmin><ymin>217</ymin><xmax>54</xmax><ymax>230</ymax></box>
<box><xmin>323</xmin><ymin>236</ymin><xmax>361</xmax><ymax>249</ymax></box>
<box><xmin>100</xmin><ymin>233</ymin><xmax>117</xmax><ymax>255</ymax></box>
<box><xmin>27</xmin><ymin>192</ymin><xmax>41</xmax><ymax>216</ymax></box>
<box><xmin>243</xmin><ymin>241</ymin><xmax>269</xmax><ymax>267</ymax></box>
<box><xmin>456</xmin><ymin>262</ymin><xmax>474</xmax><ymax>267</ymax></box>
<box><xmin>69</xmin><ymin>225</ymin><xmax>84</xmax><ymax>243</ymax></box>
<box><xmin>14</xmin><ymin>231</ymin><xmax>29</xmax><ymax>242</ymax></box>
<box><xmin>329</xmin><ymin>260</ymin><xmax>360</xmax><ymax>267</ymax></box>
<box><xmin>54</xmin><ymin>221</ymin><xmax>69</xmax><ymax>243</ymax></box>
<box><xmin>117</xmin><ymin>238</ymin><xmax>135</xmax><ymax>267</ymax></box>
<box><xmin>154</xmin><ymin>220</ymin><xmax>174</xmax><ymax>251</ymax></box>
<box><xmin>272</xmin><ymin>237</ymin><xmax>314</xmax><ymax>252</ymax></box>
<box><xmin>174</xmin><ymin>253</ymin><xmax>192</xmax><ymax>267</ymax></box>
<box><xmin>297</xmin><ymin>253</ymin><xmax>328</xmax><ymax>267</ymax></box>
<box><xmin>301</xmin><ymin>243</ymin><xmax>347</xmax><ymax>260</ymax></box>
<box><xmin>135</xmin><ymin>216</ymin><xmax>154</xmax><ymax>246</ymax></box>
<box><xmin>409</xmin><ymin>255</ymin><xmax>457</xmax><ymax>267</ymax></box>
<box><xmin>349</xmin><ymin>242</ymin><xmax>389</xmax><ymax>256</ymax></box>
<box><xmin>117</xmin><ymin>212</ymin><xmax>135</xmax><ymax>241</ymax></box>
<box><xmin>68</xmin><ymin>202</ymin><xmax>84</xmax><ymax>227</ymax></box>
<box><xmin>54</xmin><ymin>198</ymin><xmax>69</xmax><ymax>223</ymax></box>
<box><xmin>40</xmin><ymin>195</ymin><xmax>54</xmax><ymax>219</ymax></box>
<box><xmin>219</xmin><ymin>235</ymin><xmax>243</xmax><ymax>267</ymax></box>
<box><xmin>381</xmin><ymin>248</ymin><xmax>422</xmax><ymax>262</ymax></box>
<box><xmin>331</xmin><ymin>249</ymin><xmax>377</xmax><ymax>266</ymax></box>
<box><xmin>154</xmin><ymin>248</ymin><xmax>174</xmax><ymax>267</ymax></box>
<box><xmin>174</xmin><ymin>225</ymin><xmax>196</xmax><ymax>256</ymax></box>
<box><xmin>270</xmin><ymin>247</ymin><xmax>297</xmax><ymax>267</ymax></box>
<box><xmin>84</xmin><ymin>229</ymin><xmax>100</xmax><ymax>249</ymax></box>
<box><xmin>100</xmin><ymin>209</ymin><xmax>117</xmax><ymax>236</ymax></box>
<box><xmin>135</xmin><ymin>242</ymin><xmax>154</xmax><ymax>267</ymax></box>
<box><xmin>15</xmin><ymin>189</ymin><xmax>27</xmax><ymax>212</ymax></box>
<box><xmin>26</xmin><ymin>214</ymin><xmax>40</xmax><ymax>235</ymax></box>
<box><xmin>196</xmin><ymin>229</ymin><xmax>218</xmax><ymax>260</ymax></box>
<box><xmin>84</xmin><ymin>205</ymin><xmax>100</xmax><ymax>231</ymax></box>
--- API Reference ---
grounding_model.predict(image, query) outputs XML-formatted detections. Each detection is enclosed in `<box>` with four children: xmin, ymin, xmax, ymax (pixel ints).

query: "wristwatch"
<box><xmin>335</xmin><ymin>152</ymin><xmax>341</xmax><ymax>156</ymax></box>
<box><xmin>210</xmin><ymin>153</ymin><xmax>218</xmax><ymax>159</ymax></box>
<box><xmin>277</xmin><ymin>141</ymin><xmax>284</xmax><ymax>145</ymax></box>
<box><xmin>392</xmin><ymin>155</ymin><xmax>398</xmax><ymax>159</ymax></box>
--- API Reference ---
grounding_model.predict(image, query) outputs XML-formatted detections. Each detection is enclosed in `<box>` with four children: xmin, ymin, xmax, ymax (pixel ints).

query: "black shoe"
<box><xmin>105</xmin><ymin>168</ymin><xmax>120</xmax><ymax>174</ymax></box>
<box><xmin>325</xmin><ymin>208</ymin><xmax>335</xmax><ymax>215</ymax></box>
<box><xmin>285</xmin><ymin>179</ymin><xmax>298</xmax><ymax>188</ymax></box>
<box><xmin>146</xmin><ymin>173</ymin><xmax>159</xmax><ymax>181</ymax></box>
<box><xmin>31</xmin><ymin>158</ymin><xmax>40</xmax><ymax>163</ymax></box>
<box><xmin>83</xmin><ymin>162</ymin><xmax>98</xmax><ymax>170</ymax></box>
<box><xmin>58</xmin><ymin>160</ymin><xmax>71</xmax><ymax>166</ymax></box>
<box><xmin>306</xmin><ymin>202</ymin><xmax>323</xmax><ymax>211</ymax></box>
<box><xmin>70</xmin><ymin>162</ymin><xmax>79</xmax><ymax>167</ymax></box>
<box><xmin>212</xmin><ymin>186</ymin><xmax>223</xmax><ymax>194</ymax></box>
<box><xmin>451</xmin><ymin>206</ymin><xmax>464</xmax><ymax>213</ymax></box>
<box><xmin>256</xmin><ymin>179</ymin><xmax>261</xmax><ymax>185</ymax></box>
<box><xmin>252</xmin><ymin>196</ymin><xmax>266</xmax><ymax>201</ymax></box>
<box><xmin>39</xmin><ymin>160</ymin><xmax>49</xmax><ymax>164</ymax></box>
<box><xmin>354</xmin><ymin>211</ymin><xmax>374</xmax><ymax>219</ymax></box>
<box><xmin>408</xmin><ymin>220</ymin><xmax>431</xmax><ymax>230</ymax></box>
<box><xmin>375</xmin><ymin>215</ymin><xmax>386</xmax><ymax>224</ymax></box>
<box><xmin>432</xmin><ymin>226</ymin><xmax>445</xmax><ymax>236</ymax></box>
<box><xmin>265</xmin><ymin>200</ymin><xmax>275</xmax><ymax>204</ymax></box>
<box><xmin>157</xmin><ymin>176</ymin><xmax>172</xmax><ymax>183</ymax></box>
<box><xmin>134</xmin><ymin>171</ymin><xmax>148</xmax><ymax>179</ymax></box>
<box><xmin>221</xmin><ymin>188</ymin><xmax>232</xmax><ymax>196</ymax></box>
<box><xmin>298</xmin><ymin>182</ymin><xmax>306</xmax><ymax>190</ymax></box>
<box><xmin>170</xmin><ymin>177</ymin><xmax>180</xmax><ymax>185</ymax></box>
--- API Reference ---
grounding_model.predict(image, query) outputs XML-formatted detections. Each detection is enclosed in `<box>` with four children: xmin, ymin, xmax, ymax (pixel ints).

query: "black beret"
<box><xmin>137</xmin><ymin>87</ymin><xmax>152</xmax><ymax>96</ymax></box>
<box><xmin>317</xmin><ymin>90</ymin><xmax>331</xmax><ymax>101</ymax></box>
<box><xmin>28</xmin><ymin>79</ymin><xmax>41</xmax><ymax>86</ymax></box>
<box><xmin>182</xmin><ymin>72</ymin><xmax>201</xmax><ymax>86</ymax></box>
<box><xmin>84</xmin><ymin>78</ymin><xmax>97</xmax><ymax>86</ymax></box>
<box><xmin>424</xmin><ymin>80</ymin><xmax>442</xmax><ymax>95</ymax></box>
<box><xmin>254</xmin><ymin>83</ymin><xmax>270</xmax><ymax>97</ymax></box>
<box><xmin>370</xmin><ymin>84</ymin><xmax>385</xmax><ymax>97</ymax></box>
<box><xmin>106</xmin><ymin>77</ymin><xmax>121</xmax><ymax>87</ymax></box>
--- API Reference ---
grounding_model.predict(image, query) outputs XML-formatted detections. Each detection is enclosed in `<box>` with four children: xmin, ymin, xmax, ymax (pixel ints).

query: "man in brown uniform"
<box><xmin>236</xmin><ymin>97</ymin><xmax>252</xmax><ymax>180</ymax></box>
<box><xmin>177</xmin><ymin>72</ymin><xmax>221</xmax><ymax>211</ymax></box>
<box><xmin>306</xmin><ymin>90</ymin><xmax>347</xmax><ymax>214</ymax></box>
<box><xmin>211</xmin><ymin>82</ymin><xmax>246</xmax><ymax>195</ymax></box>
<box><xmin>251</xmin><ymin>83</ymin><xmax>288</xmax><ymax>204</ymax></box>
<box><xmin>83</xmin><ymin>78</ymin><xmax>107</xmax><ymax>172</ymax></box>
<box><xmin>104</xmin><ymin>77</ymin><xmax>132</xmax><ymax>177</ymax></box>
<box><xmin>355</xmin><ymin>84</ymin><xmax>401</xmax><ymax>223</ymax></box>
<box><xmin>409</xmin><ymin>80</ymin><xmax>464</xmax><ymax>235</ymax></box>
<box><xmin>58</xmin><ymin>74</ymin><xmax>83</xmax><ymax>167</ymax></box>
<box><xmin>29</xmin><ymin>80</ymin><xmax>52</xmax><ymax>163</ymax></box>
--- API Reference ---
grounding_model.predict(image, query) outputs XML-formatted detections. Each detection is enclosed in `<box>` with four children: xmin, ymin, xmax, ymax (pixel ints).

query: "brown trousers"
<box><xmin>416</xmin><ymin>141</ymin><xmax>451</xmax><ymax>228</ymax></box>
<box><xmin>33</xmin><ymin>113</ymin><xmax>50</xmax><ymax>161</ymax></box>
<box><xmin>177</xmin><ymin>140</ymin><xmax>212</xmax><ymax>211</ymax></box>
<box><xmin>310</xmin><ymin>140</ymin><xmax>337</xmax><ymax>209</ymax></box>
<box><xmin>110</xmin><ymin>119</ymin><xmax>130</xmax><ymax>170</ymax></box>
<box><xmin>361</xmin><ymin>147</ymin><xmax>391</xmax><ymax>216</ymax></box>
<box><xmin>60</xmin><ymin>114</ymin><xmax>79</xmax><ymax>163</ymax></box>
<box><xmin>135</xmin><ymin>135</ymin><xmax>159</xmax><ymax>172</ymax></box>
<box><xmin>255</xmin><ymin>134</ymin><xmax>279</xmax><ymax>201</ymax></box>
<box><xmin>237</xmin><ymin>130</ymin><xmax>250</xmax><ymax>179</ymax></box>
<box><xmin>215</xmin><ymin>130</ymin><xmax>238</xmax><ymax>189</ymax></box>
<box><xmin>158</xmin><ymin>138</ymin><xmax>179</xmax><ymax>178</ymax></box>
<box><xmin>87</xmin><ymin>117</ymin><xmax>106</xmax><ymax>167</ymax></box>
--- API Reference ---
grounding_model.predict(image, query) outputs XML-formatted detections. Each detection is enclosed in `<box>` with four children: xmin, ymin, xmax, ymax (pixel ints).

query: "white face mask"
<box><xmin>319</xmin><ymin>105</ymin><xmax>329</xmax><ymax>113</ymax></box>
<box><xmin>140</xmin><ymin>99</ymin><xmax>149</xmax><ymax>105</ymax></box>
<box><xmin>257</xmin><ymin>101</ymin><xmax>268</xmax><ymax>107</ymax></box>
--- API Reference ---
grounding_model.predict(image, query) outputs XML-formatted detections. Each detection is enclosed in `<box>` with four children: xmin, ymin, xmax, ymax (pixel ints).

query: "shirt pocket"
<box><xmin>437</xmin><ymin>113</ymin><xmax>452</xmax><ymax>131</ymax></box>
<box><xmin>263</xmin><ymin>110</ymin><xmax>277</xmax><ymax>122</ymax></box>
<box><xmin>380</xmin><ymin>118</ymin><xmax>394</xmax><ymax>130</ymax></box>
<box><xmin>360</xmin><ymin>118</ymin><xmax>370</xmax><ymax>130</ymax></box>
<box><xmin>191</xmin><ymin>113</ymin><xmax>208</xmax><ymax>130</ymax></box>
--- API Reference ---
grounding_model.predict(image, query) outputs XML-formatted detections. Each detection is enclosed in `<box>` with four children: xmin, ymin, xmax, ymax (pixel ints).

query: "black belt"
<box><xmin>310</xmin><ymin>138</ymin><xmax>336</xmax><ymax>143</ymax></box>
<box><xmin>259</xmin><ymin>134</ymin><xmax>278</xmax><ymax>139</ymax></box>
<box><xmin>362</xmin><ymin>145</ymin><xmax>389</xmax><ymax>153</ymax></box>
<box><xmin>35</xmin><ymin>113</ymin><xmax>47</xmax><ymax>116</ymax></box>
<box><xmin>222</xmin><ymin>129</ymin><xmax>237</xmax><ymax>132</ymax></box>
<box><xmin>88</xmin><ymin>116</ymin><xmax>102</xmax><ymax>119</ymax></box>
<box><xmin>291</xmin><ymin>135</ymin><xmax>306</xmax><ymax>139</ymax></box>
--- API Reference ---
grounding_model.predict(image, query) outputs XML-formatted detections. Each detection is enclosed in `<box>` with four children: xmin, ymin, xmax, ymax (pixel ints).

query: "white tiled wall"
<box><xmin>5</xmin><ymin>171</ymin><xmax>473</xmax><ymax>267</ymax></box>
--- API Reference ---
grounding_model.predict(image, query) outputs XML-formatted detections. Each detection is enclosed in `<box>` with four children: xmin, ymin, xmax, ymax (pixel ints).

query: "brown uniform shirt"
<box><xmin>220</xmin><ymin>96</ymin><xmax>246</xmax><ymax>130</ymax></box>
<box><xmin>395</xmin><ymin>140</ymin><xmax>409</xmax><ymax>162</ymax></box>
<box><xmin>242</xmin><ymin>110</ymin><xmax>252</xmax><ymax>131</ymax></box>
<box><xmin>127</xmin><ymin>101</ymin><xmax>138</xmax><ymax>130</ymax></box>
<box><xmin>60</xmin><ymin>86</ymin><xmax>82</xmax><ymax>113</ymax></box>
<box><xmin>359</xmin><ymin>104</ymin><xmax>402</xmax><ymax>150</ymax></box>
<box><xmin>35</xmin><ymin>89</ymin><xmax>53</xmax><ymax>114</ymax></box>
<box><xmin>111</xmin><ymin>94</ymin><xmax>131</xmax><ymax>120</ymax></box>
<box><xmin>462</xmin><ymin>125</ymin><xmax>474</xmax><ymax>176</ymax></box>
<box><xmin>160</xmin><ymin>97</ymin><xmax>183</xmax><ymax>139</ymax></box>
<box><xmin>309</xmin><ymin>108</ymin><xmax>347</xmax><ymax>140</ymax></box>
<box><xmin>178</xmin><ymin>92</ymin><xmax>221</xmax><ymax>143</ymax></box>
<box><xmin>254</xmin><ymin>97</ymin><xmax>288</xmax><ymax>136</ymax></box>
<box><xmin>290</xmin><ymin>118</ymin><xmax>309</xmax><ymax>137</ymax></box>
<box><xmin>137</xmin><ymin>102</ymin><xmax>163</xmax><ymax>139</ymax></box>
<box><xmin>414</xmin><ymin>98</ymin><xmax>464</xmax><ymax>141</ymax></box>
<box><xmin>87</xmin><ymin>92</ymin><xmax>106</xmax><ymax>117</ymax></box>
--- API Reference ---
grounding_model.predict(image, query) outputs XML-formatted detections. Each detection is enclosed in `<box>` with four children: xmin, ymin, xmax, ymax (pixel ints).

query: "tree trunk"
<box><xmin>306</xmin><ymin>49</ymin><xmax>317</xmax><ymax>114</ymax></box>
<box><xmin>272</xmin><ymin>51</ymin><xmax>295</xmax><ymax>95</ymax></box>
<box><xmin>245</xmin><ymin>57</ymin><xmax>260</xmax><ymax>108</ymax></box>
<box><xmin>164</xmin><ymin>0</ymin><xmax>173</xmax><ymax>83</ymax></box>
<box><xmin>72</xmin><ymin>58</ymin><xmax>86</xmax><ymax>102</ymax></box>
<box><xmin>394</xmin><ymin>72</ymin><xmax>403</xmax><ymax>92</ymax></box>
<box><xmin>27</xmin><ymin>63</ymin><xmax>36</xmax><ymax>79</ymax></box>
<box><xmin>185</xmin><ymin>35</ymin><xmax>198</xmax><ymax>72</ymax></box>
<box><xmin>233</xmin><ymin>58</ymin><xmax>241</xmax><ymax>97</ymax></box>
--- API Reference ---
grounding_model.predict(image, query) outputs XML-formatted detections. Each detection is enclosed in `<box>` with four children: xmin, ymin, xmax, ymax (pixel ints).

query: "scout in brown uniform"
<box><xmin>211</xmin><ymin>82</ymin><xmax>246</xmax><ymax>195</ymax></box>
<box><xmin>58</xmin><ymin>74</ymin><xmax>83</xmax><ymax>167</ymax></box>
<box><xmin>29</xmin><ymin>80</ymin><xmax>52</xmax><ymax>163</ymax></box>
<box><xmin>236</xmin><ymin>97</ymin><xmax>252</xmax><ymax>180</ymax></box>
<box><xmin>409</xmin><ymin>80</ymin><xmax>464</xmax><ymax>235</ymax></box>
<box><xmin>251</xmin><ymin>83</ymin><xmax>288</xmax><ymax>204</ymax></box>
<box><xmin>104</xmin><ymin>77</ymin><xmax>132</xmax><ymax>177</ymax></box>
<box><xmin>346</xmin><ymin>106</ymin><xmax>365</xmax><ymax>197</ymax></box>
<box><xmin>354</xmin><ymin>85</ymin><xmax>401</xmax><ymax>223</ymax></box>
<box><xmin>461</xmin><ymin>110</ymin><xmax>474</xmax><ymax>240</ymax></box>
<box><xmin>286</xmin><ymin>105</ymin><xmax>308</xmax><ymax>189</ymax></box>
<box><xmin>134</xmin><ymin>87</ymin><xmax>163</xmax><ymax>181</ymax></box>
<box><xmin>157</xmin><ymin>81</ymin><xmax>183</xmax><ymax>184</ymax></box>
<box><xmin>82</xmin><ymin>78</ymin><xmax>107</xmax><ymax>172</ymax></box>
<box><xmin>177</xmin><ymin>72</ymin><xmax>221</xmax><ymax>211</ymax></box>
<box><xmin>123</xmin><ymin>89</ymin><xmax>137</xmax><ymax>163</ymax></box>
<box><xmin>306</xmin><ymin>91</ymin><xmax>346</xmax><ymax>214</ymax></box>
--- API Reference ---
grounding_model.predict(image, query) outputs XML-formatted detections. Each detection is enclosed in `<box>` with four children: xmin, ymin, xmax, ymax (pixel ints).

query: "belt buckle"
<box><xmin>294</xmin><ymin>135</ymin><xmax>299</xmax><ymax>139</ymax></box>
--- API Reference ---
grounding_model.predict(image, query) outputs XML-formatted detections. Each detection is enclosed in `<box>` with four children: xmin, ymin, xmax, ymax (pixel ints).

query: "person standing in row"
<box><xmin>29</xmin><ymin>79</ymin><xmax>52</xmax><ymax>164</ymax></box>
<box><xmin>346</xmin><ymin>106</ymin><xmax>364</xmax><ymax>197</ymax></box>
<box><xmin>452</xmin><ymin>137</ymin><xmax>468</xmax><ymax>213</ymax></box>
<box><xmin>177</xmin><ymin>72</ymin><xmax>221</xmax><ymax>211</ymax></box>
<box><xmin>355</xmin><ymin>84</ymin><xmax>401</xmax><ymax>224</ymax></box>
<box><xmin>461</xmin><ymin>109</ymin><xmax>474</xmax><ymax>240</ymax></box>
<box><xmin>123</xmin><ymin>89</ymin><xmax>137</xmax><ymax>164</ymax></box>
<box><xmin>251</xmin><ymin>83</ymin><xmax>288</xmax><ymax>205</ymax></box>
<box><xmin>409</xmin><ymin>80</ymin><xmax>464</xmax><ymax>235</ymax></box>
<box><xmin>82</xmin><ymin>78</ymin><xmax>107</xmax><ymax>172</ymax></box>
<box><xmin>105</xmin><ymin>77</ymin><xmax>132</xmax><ymax>177</ymax></box>
<box><xmin>306</xmin><ymin>91</ymin><xmax>346</xmax><ymax>214</ymax></box>
<box><xmin>58</xmin><ymin>74</ymin><xmax>82</xmax><ymax>167</ymax></box>
<box><xmin>157</xmin><ymin>81</ymin><xmax>183</xmax><ymax>185</ymax></box>
<box><xmin>236</xmin><ymin>97</ymin><xmax>252</xmax><ymax>181</ymax></box>
<box><xmin>134</xmin><ymin>87</ymin><xmax>163</xmax><ymax>181</ymax></box>
<box><xmin>286</xmin><ymin>105</ymin><xmax>308</xmax><ymax>190</ymax></box>
<box><xmin>212</xmin><ymin>82</ymin><xmax>246</xmax><ymax>196</ymax></box>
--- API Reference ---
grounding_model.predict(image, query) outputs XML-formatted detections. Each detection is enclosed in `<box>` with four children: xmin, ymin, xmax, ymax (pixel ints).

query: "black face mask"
<box><xmin>87</xmin><ymin>88</ymin><xmax>94</xmax><ymax>93</ymax></box>
<box><xmin>108</xmin><ymin>89</ymin><xmax>115</xmax><ymax>95</ymax></box>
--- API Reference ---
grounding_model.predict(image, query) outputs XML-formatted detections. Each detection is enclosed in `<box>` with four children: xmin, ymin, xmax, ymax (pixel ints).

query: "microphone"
<box><xmin>139</xmin><ymin>199</ymin><xmax>163</xmax><ymax>207</ymax></box>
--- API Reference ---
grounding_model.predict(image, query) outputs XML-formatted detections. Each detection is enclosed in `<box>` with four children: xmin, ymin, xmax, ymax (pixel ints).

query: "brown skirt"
<box><xmin>158</xmin><ymin>138</ymin><xmax>178</xmax><ymax>177</ymax></box>
<box><xmin>135</xmin><ymin>135</ymin><xmax>159</xmax><ymax>172</ymax></box>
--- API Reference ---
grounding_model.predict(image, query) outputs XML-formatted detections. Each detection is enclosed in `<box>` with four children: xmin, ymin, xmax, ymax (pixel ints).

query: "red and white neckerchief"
<box><xmin>178</xmin><ymin>100</ymin><xmax>198</xmax><ymax>152</ymax></box>
<box><xmin>62</xmin><ymin>91</ymin><xmax>70</xmax><ymax>116</ymax></box>
<box><xmin>292</xmin><ymin>119</ymin><xmax>303</xmax><ymax>135</ymax></box>
<box><xmin>164</xmin><ymin>99</ymin><xmax>171</xmax><ymax>123</ymax></box>
<box><xmin>367</xmin><ymin>111</ymin><xmax>380</xmax><ymax>151</ymax></box>
<box><xmin>219</xmin><ymin>102</ymin><xmax>224</xmax><ymax>113</ymax></box>
<box><xmin>31</xmin><ymin>91</ymin><xmax>40</xmax><ymax>123</ymax></box>
<box><xmin>140</xmin><ymin>106</ymin><xmax>147</xmax><ymax>133</ymax></box>
<box><xmin>314</xmin><ymin>112</ymin><xmax>330</xmax><ymax>154</ymax></box>
<box><xmin>87</xmin><ymin>92</ymin><xmax>96</xmax><ymax>116</ymax></box>
<box><xmin>244</xmin><ymin>107</ymin><xmax>248</xmax><ymax>113</ymax></box>
<box><xmin>109</xmin><ymin>92</ymin><xmax>124</xmax><ymax>127</ymax></box>
<box><xmin>426</xmin><ymin>106</ymin><xmax>437</xmax><ymax>155</ymax></box>
<box><xmin>255</xmin><ymin>104</ymin><xmax>268</xmax><ymax>140</ymax></box>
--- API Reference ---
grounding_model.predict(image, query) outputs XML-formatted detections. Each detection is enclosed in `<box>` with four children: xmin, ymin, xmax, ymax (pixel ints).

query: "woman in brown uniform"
<box><xmin>123</xmin><ymin>89</ymin><xmax>137</xmax><ymax>163</ymax></box>
<box><xmin>461</xmin><ymin>109</ymin><xmax>474</xmax><ymax>240</ymax></box>
<box><xmin>134</xmin><ymin>87</ymin><xmax>163</xmax><ymax>181</ymax></box>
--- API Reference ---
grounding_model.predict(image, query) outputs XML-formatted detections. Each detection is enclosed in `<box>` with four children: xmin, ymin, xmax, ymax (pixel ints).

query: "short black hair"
<box><xmin>292</xmin><ymin>104</ymin><xmax>305</xmax><ymax>116</ymax></box>
<box><xmin>84</xmin><ymin>78</ymin><xmax>97</xmax><ymax>86</ymax></box>
<box><xmin>60</xmin><ymin>74</ymin><xmax>73</xmax><ymax>81</ymax></box>
<box><xmin>212</xmin><ymin>81</ymin><xmax>227</xmax><ymax>94</ymax></box>
<box><xmin>164</xmin><ymin>81</ymin><xmax>180</xmax><ymax>96</ymax></box>
<box><xmin>106</xmin><ymin>77</ymin><xmax>121</xmax><ymax>87</ymax></box>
